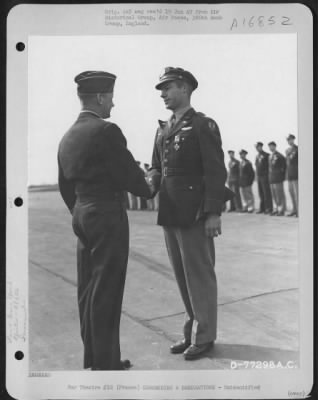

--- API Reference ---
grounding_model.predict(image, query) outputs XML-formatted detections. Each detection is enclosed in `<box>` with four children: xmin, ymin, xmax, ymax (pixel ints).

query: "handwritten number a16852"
<box><xmin>230</xmin><ymin>15</ymin><xmax>292</xmax><ymax>30</ymax></box>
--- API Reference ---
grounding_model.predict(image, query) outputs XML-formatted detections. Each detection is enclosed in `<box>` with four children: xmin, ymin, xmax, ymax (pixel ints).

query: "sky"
<box><xmin>28</xmin><ymin>33</ymin><xmax>297</xmax><ymax>185</ymax></box>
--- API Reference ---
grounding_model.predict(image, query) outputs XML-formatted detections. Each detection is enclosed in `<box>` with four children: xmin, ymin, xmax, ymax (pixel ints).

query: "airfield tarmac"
<box><xmin>28</xmin><ymin>190</ymin><xmax>299</xmax><ymax>371</ymax></box>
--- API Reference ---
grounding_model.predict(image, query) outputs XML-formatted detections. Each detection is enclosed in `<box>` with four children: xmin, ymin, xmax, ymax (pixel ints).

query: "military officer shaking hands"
<box><xmin>58</xmin><ymin>71</ymin><xmax>152</xmax><ymax>371</ymax></box>
<box><xmin>148</xmin><ymin>67</ymin><xmax>232</xmax><ymax>361</ymax></box>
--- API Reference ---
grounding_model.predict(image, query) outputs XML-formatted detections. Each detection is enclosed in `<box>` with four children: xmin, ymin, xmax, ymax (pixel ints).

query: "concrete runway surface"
<box><xmin>29</xmin><ymin>190</ymin><xmax>299</xmax><ymax>371</ymax></box>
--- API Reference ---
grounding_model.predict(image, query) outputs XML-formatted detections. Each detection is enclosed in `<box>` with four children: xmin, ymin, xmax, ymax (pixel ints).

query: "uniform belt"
<box><xmin>162</xmin><ymin>167</ymin><xmax>201</xmax><ymax>177</ymax></box>
<box><xmin>75</xmin><ymin>182</ymin><xmax>123</xmax><ymax>201</ymax></box>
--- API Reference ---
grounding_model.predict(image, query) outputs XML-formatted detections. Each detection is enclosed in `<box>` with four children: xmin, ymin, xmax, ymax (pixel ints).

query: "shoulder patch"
<box><xmin>208</xmin><ymin>120</ymin><xmax>215</xmax><ymax>130</ymax></box>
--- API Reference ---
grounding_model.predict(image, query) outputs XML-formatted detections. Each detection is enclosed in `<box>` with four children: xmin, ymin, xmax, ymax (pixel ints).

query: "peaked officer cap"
<box><xmin>239</xmin><ymin>149</ymin><xmax>248</xmax><ymax>155</ymax></box>
<box><xmin>268</xmin><ymin>141</ymin><xmax>276</xmax><ymax>146</ymax></box>
<box><xmin>255</xmin><ymin>141</ymin><xmax>263</xmax><ymax>147</ymax></box>
<box><xmin>75</xmin><ymin>71</ymin><xmax>116</xmax><ymax>93</ymax></box>
<box><xmin>155</xmin><ymin>67</ymin><xmax>198</xmax><ymax>90</ymax></box>
<box><xmin>228</xmin><ymin>150</ymin><xmax>235</xmax><ymax>154</ymax></box>
<box><xmin>287</xmin><ymin>134</ymin><xmax>296</xmax><ymax>140</ymax></box>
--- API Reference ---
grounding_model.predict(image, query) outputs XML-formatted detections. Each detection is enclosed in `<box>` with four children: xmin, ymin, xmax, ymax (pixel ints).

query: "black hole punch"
<box><xmin>15</xmin><ymin>351</ymin><xmax>24</xmax><ymax>360</ymax></box>
<box><xmin>16</xmin><ymin>42</ymin><xmax>25</xmax><ymax>52</ymax></box>
<box><xmin>14</xmin><ymin>197</ymin><xmax>23</xmax><ymax>207</ymax></box>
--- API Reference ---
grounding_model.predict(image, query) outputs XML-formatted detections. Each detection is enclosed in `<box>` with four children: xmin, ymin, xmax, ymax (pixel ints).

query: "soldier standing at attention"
<box><xmin>58</xmin><ymin>71</ymin><xmax>152</xmax><ymax>370</ymax></box>
<box><xmin>148</xmin><ymin>67</ymin><xmax>232</xmax><ymax>360</ymax></box>
<box><xmin>268</xmin><ymin>141</ymin><xmax>287</xmax><ymax>216</ymax></box>
<box><xmin>285</xmin><ymin>134</ymin><xmax>298</xmax><ymax>217</ymax></box>
<box><xmin>238</xmin><ymin>149</ymin><xmax>255</xmax><ymax>213</ymax></box>
<box><xmin>255</xmin><ymin>142</ymin><xmax>272</xmax><ymax>214</ymax></box>
<box><xmin>227</xmin><ymin>150</ymin><xmax>242</xmax><ymax>212</ymax></box>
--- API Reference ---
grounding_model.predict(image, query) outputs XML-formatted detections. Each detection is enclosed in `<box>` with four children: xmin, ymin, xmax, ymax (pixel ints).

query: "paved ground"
<box><xmin>28</xmin><ymin>190</ymin><xmax>299</xmax><ymax>371</ymax></box>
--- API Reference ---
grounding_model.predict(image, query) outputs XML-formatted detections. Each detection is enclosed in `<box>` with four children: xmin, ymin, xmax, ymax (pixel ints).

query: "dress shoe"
<box><xmin>270</xmin><ymin>211</ymin><xmax>278</xmax><ymax>216</ymax></box>
<box><xmin>247</xmin><ymin>209</ymin><xmax>254</xmax><ymax>213</ymax></box>
<box><xmin>170</xmin><ymin>339</ymin><xmax>191</xmax><ymax>354</ymax></box>
<box><xmin>277</xmin><ymin>211</ymin><xmax>285</xmax><ymax>216</ymax></box>
<box><xmin>91</xmin><ymin>359</ymin><xmax>132</xmax><ymax>370</ymax></box>
<box><xmin>256</xmin><ymin>210</ymin><xmax>264</xmax><ymax>214</ymax></box>
<box><xmin>287</xmin><ymin>211</ymin><xmax>296</xmax><ymax>217</ymax></box>
<box><xmin>264</xmin><ymin>209</ymin><xmax>272</xmax><ymax>214</ymax></box>
<box><xmin>183</xmin><ymin>342</ymin><xmax>214</xmax><ymax>360</ymax></box>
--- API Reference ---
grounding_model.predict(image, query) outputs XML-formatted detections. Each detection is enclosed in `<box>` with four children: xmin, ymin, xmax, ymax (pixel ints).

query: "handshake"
<box><xmin>145</xmin><ymin>169</ymin><xmax>161</xmax><ymax>198</ymax></box>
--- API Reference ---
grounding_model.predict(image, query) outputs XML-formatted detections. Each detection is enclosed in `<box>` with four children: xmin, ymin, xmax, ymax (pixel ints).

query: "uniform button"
<box><xmin>189</xmin><ymin>186</ymin><xmax>193</xmax><ymax>190</ymax></box>
<box><xmin>166</xmin><ymin>140</ymin><xmax>169</xmax><ymax>144</ymax></box>
<box><xmin>165</xmin><ymin>149</ymin><xmax>168</xmax><ymax>153</ymax></box>
<box><xmin>164</xmin><ymin>159</ymin><xmax>168</xmax><ymax>162</ymax></box>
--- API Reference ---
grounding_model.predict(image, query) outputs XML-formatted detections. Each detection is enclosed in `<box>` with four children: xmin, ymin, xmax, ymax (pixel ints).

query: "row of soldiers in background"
<box><xmin>227</xmin><ymin>134</ymin><xmax>298</xmax><ymax>217</ymax></box>
<box><xmin>126</xmin><ymin>162</ymin><xmax>160</xmax><ymax>211</ymax></box>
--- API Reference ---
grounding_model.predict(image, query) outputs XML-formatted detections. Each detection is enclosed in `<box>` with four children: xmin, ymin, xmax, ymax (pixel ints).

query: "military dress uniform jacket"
<box><xmin>286</xmin><ymin>145</ymin><xmax>298</xmax><ymax>181</ymax></box>
<box><xmin>255</xmin><ymin>151</ymin><xmax>270</xmax><ymax>178</ymax></box>
<box><xmin>227</xmin><ymin>159</ymin><xmax>240</xmax><ymax>184</ymax></box>
<box><xmin>239</xmin><ymin>160</ymin><xmax>255</xmax><ymax>187</ymax></box>
<box><xmin>268</xmin><ymin>151</ymin><xmax>287</xmax><ymax>184</ymax></box>
<box><xmin>58</xmin><ymin>112</ymin><xmax>151</xmax><ymax>211</ymax></box>
<box><xmin>150</xmin><ymin>108</ymin><xmax>230</xmax><ymax>227</ymax></box>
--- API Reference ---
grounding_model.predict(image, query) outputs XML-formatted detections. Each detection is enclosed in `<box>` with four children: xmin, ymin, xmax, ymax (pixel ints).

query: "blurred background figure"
<box><xmin>255</xmin><ymin>142</ymin><xmax>273</xmax><ymax>214</ymax></box>
<box><xmin>285</xmin><ymin>134</ymin><xmax>298</xmax><ymax>217</ymax></box>
<box><xmin>227</xmin><ymin>150</ymin><xmax>242</xmax><ymax>212</ymax></box>
<box><xmin>239</xmin><ymin>149</ymin><xmax>255</xmax><ymax>213</ymax></box>
<box><xmin>144</xmin><ymin>163</ymin><xmax>155</xmax><ymax>210</ymax></box>
<box><xmin>128</xmin><ymin>190</ymin><xmax>138</xmax><ymax>211</ymax></box>
<box><xmin>136</xmin><ymin>161</ymin><xmax>148</xmax><ymax>210</ymax></box>
<box><xmin>268</xmin><ymin>141</ymin><xmax>287</xmax><ymax>216</ymax></box>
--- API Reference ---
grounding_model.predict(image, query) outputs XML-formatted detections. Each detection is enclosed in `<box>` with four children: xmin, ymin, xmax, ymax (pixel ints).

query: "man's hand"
<box><xmin>205</xmin><ymin>214</ymin><xmax>222</xmax><ymax>238</ymax></box>
<box><xmin>145</xmin><ymin>176</ymin><xmax>157</xmax><ymax>197</ymax></box>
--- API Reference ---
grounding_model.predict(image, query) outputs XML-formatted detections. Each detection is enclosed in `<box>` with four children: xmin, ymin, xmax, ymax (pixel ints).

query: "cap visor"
<box><xmin>155</xmin><ymin>77</ymin><xmax>176</xmax><ymax>90</ymax></box>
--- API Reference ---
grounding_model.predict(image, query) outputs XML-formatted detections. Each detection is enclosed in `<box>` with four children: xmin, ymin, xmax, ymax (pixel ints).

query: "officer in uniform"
<box><xmin>268</xmin><ymin>141</ymin><xmax>287</xmax><ymax>216</ymax></box>
<box><xmin>58</xmin><ymin>71</ymin><xmax>151</xmax><ymax>370</ymax></box>
<box><xmin>227</xmin><ymin>150</ymin><xmax>242</xmax><ymax>212</ymax></box>
<box><xmin>148</xmin><ymin>67</ymin><xmax>233</xmax><ymax>360</ymax></box>
<box><xmin>285</xmin><ymin>134</ymin><xmax>298</xmax><ymax>217</ymax></box>
<box><xmin>255</xmin><ymin>142</ymin><xmax>272</xmax><ymax>214</ymax></box>
<box><xmin>239</xmin><ymin>149</ymin><xmax>255</xmax><ymax>213</ymax></box>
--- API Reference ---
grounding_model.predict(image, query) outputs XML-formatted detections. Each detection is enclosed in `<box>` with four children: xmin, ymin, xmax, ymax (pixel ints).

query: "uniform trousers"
<box><xmin>257</xmin><ymin>176</ymin><xmax>272</xmax><ymax>212</ymax></box>
<box><xmin>72</xmin><ymin>196</ymin><xmax>129</xmax><ymax>370</ymax></box>
<box><xmin>228</xmin><ymin>181</ymin><xmax>242</xmax><ymax>211</ymax></box>
<box><xmin>240</xmin><ymin>186</ymin><xmax>255</xmax><ymax>211</ymax></box>
<box><xmin>270</xmin><ymin>183</ymin><xmax>286</xmax><ymax>213</ymax></box>
<box><xmin>163</xmin><ymin>220</ymin><xmax>217</xmax><ymax>345</ymax></box>
<box><xmin>288</xmin><ymin>180</ymin><xmax>298</xmax><ymax>214</ymax></box>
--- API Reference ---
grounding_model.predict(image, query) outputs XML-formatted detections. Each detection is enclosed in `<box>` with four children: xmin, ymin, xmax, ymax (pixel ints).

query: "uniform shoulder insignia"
<box><xmin>197</xmin><ymin>113</ymin><xmax>217</xmax><ymax>129</ymax></box>
<box><xmin>202</xmin><ymin>116</ymin><xmax>217</xmax><ymax>131</ymax></box>
<box><xmin>208</xmin><ymin>120</ymin><xmax>216</xmax><ymax>130</ymax></box>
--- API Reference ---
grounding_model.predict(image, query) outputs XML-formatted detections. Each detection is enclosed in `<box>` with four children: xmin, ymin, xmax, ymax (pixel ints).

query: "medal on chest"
<box><xmin>174</xmin><ymin>134</ymin><xmax>180</xmax><ymax>151</ymax></box>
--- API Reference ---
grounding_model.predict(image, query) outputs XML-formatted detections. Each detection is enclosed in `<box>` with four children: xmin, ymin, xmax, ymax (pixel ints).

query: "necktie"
<box><xmin>170</xmin><ymin>115</ymin><xmax>176</xmax><ymax>130</ymax></box>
